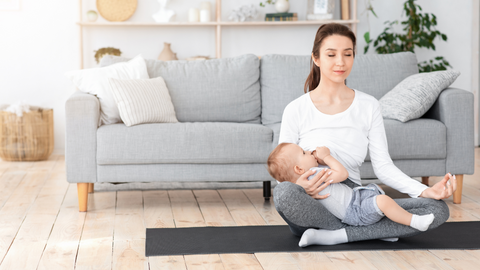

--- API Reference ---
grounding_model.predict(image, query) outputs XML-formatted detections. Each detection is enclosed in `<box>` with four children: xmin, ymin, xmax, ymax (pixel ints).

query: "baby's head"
<box><xmin>267</xmin><ymin>143</ymin><xmax>318</xmax><ymax>183</ymax></box>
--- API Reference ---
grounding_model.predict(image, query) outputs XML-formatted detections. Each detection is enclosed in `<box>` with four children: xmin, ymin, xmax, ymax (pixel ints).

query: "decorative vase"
<box><xmin>275</xmin><ymin>0</ymin><xmax>289</xmax><ymax>13</ymax></box>
<box><xmin>158</xmin><ymin>43</ymin><xmax>178</xmax><ymax>61</ymax></box>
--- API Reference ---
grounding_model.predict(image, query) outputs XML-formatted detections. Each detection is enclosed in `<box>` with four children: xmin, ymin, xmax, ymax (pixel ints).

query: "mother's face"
<box><xmin>313</xmin><ymin>35</ymin><xmax>355</xmax><ymax>84</ymax></box>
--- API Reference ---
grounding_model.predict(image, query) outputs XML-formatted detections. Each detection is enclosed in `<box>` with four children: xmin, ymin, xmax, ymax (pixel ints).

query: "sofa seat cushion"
<box><xmin>97</xmin><ymin>122</ymin><xmax>273</xmax><ymax>165</ymax></box>
<box><xmin>365</xmin><ymin>118</ymin><xmax>446</xmax><ymax>161</ymax></box>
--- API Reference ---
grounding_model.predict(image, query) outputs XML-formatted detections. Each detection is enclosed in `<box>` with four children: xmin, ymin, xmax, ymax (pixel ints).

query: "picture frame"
<box><xmin>313</xmin><ymin>0</ymin><xmax>328</xmax><ymax>15</ymax></box>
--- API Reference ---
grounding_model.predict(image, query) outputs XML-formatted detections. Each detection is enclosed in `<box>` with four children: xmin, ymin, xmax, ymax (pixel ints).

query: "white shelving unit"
<box><xmin>78</xmin><ymin>0</ymin><xmax>358</xmax><ymax>68</ymax></box>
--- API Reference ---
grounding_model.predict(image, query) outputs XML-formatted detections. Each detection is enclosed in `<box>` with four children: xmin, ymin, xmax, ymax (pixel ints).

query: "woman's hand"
<box><xmin>295</xmin><ymin>168</ymin><xmax>333</xmax><ymax>199</ymax></box>
<box><xmin>419</xmin><ymin>173</ymin><xmax>457</xmax><ymax>200</ymax></box>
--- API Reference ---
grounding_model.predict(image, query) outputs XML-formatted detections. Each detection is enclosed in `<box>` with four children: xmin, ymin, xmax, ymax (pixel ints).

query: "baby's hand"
<box><xmin>314</xmin><ymin>146</ymin><xmax>330</xmax><ymax>160</ymax></box>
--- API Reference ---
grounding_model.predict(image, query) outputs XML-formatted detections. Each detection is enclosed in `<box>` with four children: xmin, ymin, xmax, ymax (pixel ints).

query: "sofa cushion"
<box><xmin>96</xmin><ymin>122</ymin><xmax>273</xmax><ymax>165</ymax></box>
<box><xmin>379</xmin><ymin>70</ymin><xmax>460</xmax><ymax>122</ymax></box>
<box><xmin>260</xmin><ymin>52</ymin><xmax>419</xmax><ymax>126</ymax></box>
<box><xmin>108</xmin><ymin>77</ymin><xmax>178</xmax><ymax>126</ymax></box>
<box><xmin>365</xmin><ymin>118</ymin><xmax>446</xmax><ymax>161</ymax></box>
<box><xmin>260</xmin><ymin>54</ymin><xmax>310</xmax><ymax>126</ymax></box>
<box><xmin>347</xmin><ymin>52</ymin><xmax>419</xmax><ymax>100</ymax></box>
<box><xmin>65</xmin><ymin>55</ymin><xmax>149</xmax><ymax>126</ymax></box>
<box><xmin>101</xmin><ymin>54</ymin><xmax>261</xmax><ymax>124</ymax></box>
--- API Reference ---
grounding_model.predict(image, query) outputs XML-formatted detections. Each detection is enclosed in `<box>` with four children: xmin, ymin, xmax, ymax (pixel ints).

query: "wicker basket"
<box><xmin>0</xmin><ymin>108</ymin><xmax>54</xmax><ymax>161</ymax></box>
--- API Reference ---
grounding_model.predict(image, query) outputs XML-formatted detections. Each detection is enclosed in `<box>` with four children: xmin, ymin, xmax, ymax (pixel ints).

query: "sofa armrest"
<box><xmin>65</xmin><ymin>91</ymin><xmax>99</xmax><ymax>183</ymax></box>
<box><xmin>265</xmin><ymin>123</ymin><xmax>281</xmax><ymax>151</ymax></box>
<box><xmin>422</xmin><ymin>87</ymin><xmax>475</xmax><ymax>175</ymax></box>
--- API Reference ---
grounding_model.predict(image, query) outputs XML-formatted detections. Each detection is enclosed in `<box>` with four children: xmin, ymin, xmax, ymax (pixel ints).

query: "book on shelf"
<box><xmin>265</xmin><ymin>12</ymin><xmax>297</xmax><ymax>18</ymax></box>
<box><xmin>341</xmin><ymin>0</ymin><xmax>350</xmax><ymax>20</ymax></box>
<box><xmin>265</xmin><ymin>12</ymin><xmax>298</xmax><ymax>21</ymax></box>
<box><xmin>265</xmin><ymin>17</ymin><xmax>298</xmax><ymax>21</ymax></box>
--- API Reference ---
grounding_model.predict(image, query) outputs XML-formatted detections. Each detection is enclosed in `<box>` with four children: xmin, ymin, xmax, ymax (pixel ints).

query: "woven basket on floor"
<box><xmin>0</xmin><ymin>108</ymin><xmax>54</xmax><ymax>161</ymax></box>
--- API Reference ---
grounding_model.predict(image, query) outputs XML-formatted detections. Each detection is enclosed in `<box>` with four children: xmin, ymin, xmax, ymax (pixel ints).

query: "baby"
<box><xmin>267</xmin><ymin>142</ymin><xmax>435</xmax><ymax>246</ymax></box>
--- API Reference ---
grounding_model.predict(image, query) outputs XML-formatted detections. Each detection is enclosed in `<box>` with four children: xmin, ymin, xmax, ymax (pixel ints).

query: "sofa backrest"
<box><xmin>101</xmin><ymin>54</ymin><xmax>261</xmax><ymax>123</ymax></box>
<box><xmin>260</xmin><ymin>52</ymin><xmax>419</xmax><ymax>125</ymax></box>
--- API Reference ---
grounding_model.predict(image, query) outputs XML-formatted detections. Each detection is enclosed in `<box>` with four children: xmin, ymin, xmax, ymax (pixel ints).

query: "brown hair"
<box><xmin>267</xmin><ymin>143</ymin><xmax>295</xmax><ymax>183</ymax></box>
<box><xmin>304</xmin><ymin>23</ymin><xmax>356</xmax><ymax>93</ymax></box>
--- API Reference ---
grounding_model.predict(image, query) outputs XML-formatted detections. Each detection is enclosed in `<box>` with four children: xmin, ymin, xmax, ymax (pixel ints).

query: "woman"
<box><xmin>274</xmin><ymin>23</ymin><xmax>456</xmax><ymax>246</ymax></box>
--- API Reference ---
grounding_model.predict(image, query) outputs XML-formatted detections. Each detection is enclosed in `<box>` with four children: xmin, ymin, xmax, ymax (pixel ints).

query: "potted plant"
<box><xmin>259</xmin><ymin>0</ymin><xmax>289</xmax><ymax>13</ymax></box>
<box><xmin>363</xmin><ymin>0</ymin><xmax>451</xmax><ymax>72</ymax></box>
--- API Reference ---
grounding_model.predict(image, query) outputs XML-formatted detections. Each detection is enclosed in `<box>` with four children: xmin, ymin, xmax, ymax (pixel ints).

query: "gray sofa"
<box><xmin>66</xmin><ymin>52</ymin><xmax>474</xmax><ymax>211</ymax></box>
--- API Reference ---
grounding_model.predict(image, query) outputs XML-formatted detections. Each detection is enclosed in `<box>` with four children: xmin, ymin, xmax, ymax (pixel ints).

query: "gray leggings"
<box><xmin>273</xmin><ymin>180</ymin><xmax>450</xmax><ymax>242</ymax></box>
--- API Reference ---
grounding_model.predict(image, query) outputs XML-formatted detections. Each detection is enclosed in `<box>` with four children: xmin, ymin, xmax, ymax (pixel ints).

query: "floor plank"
<box><xmin>112</xmin><ymin>191</ymin><xmax>148</xmax><ymax>270</ymax></box>
<box><xmin>290</xmin><ymin>252</ymin><xmax>340</xmax><ymax>270</ymax></box>
<box><xmin>75</xmin><ymin>191</ymin><xmax>116</xmax><ymax>270</ymax></box>
<box><xmin>359</xmin><ymin>250</ymin><xmax>414</xmax><ymax>270</ymax></box>
<box><xmin>184</xmin><ymin>254</ymin><xmax>224</xmax><ymax>270</ymax></box>
<box><xmin>430</xmin><ymin>249</ymin><xmax>480</xmax><ymax>270</ymax></box>
<box><xmin>144</xmin><ymin>190</ymin><xmax>175</xmax><ymax>228</ymax></box>
<box><xmin>193</xmin><ymin>190</ymin><xmax>236</xmax><ymax>227</ymax></box>
<box><xmin>242</xmin><ymin>189</ymin><xmax>287</xmax><ymax>225</ymax></box>
<box><xmin>0</xmin><ymin>170</ymin><xmax>26</xmax><ymax>209</ymax></box>
<box><xmin>37</xmin><ymin>184</ymin><xmax>86</xmax><ymax>270</ymax></box>
<box><xmin>169</xmin><ymin>190</ymin><xmax>205</xmax><ymax>228</ymax></box>
<box><xmin>0</xmin><ymin>214</ymin><xmax>57</xmax><ymax>270</ymax></box>
<box><xmin>220</xmin><ymin>254</ymin><xmax>263</xmax><ymax>270</ymax></box>
<box><xmin>149</xmin><ymin>255</ymin><xmax>187</xmax><ymax>270</ymax></box>
<box><xmin>325</xmin><ymin>251</ymin><xmax>380</xmax><ymax>270</ymax></box>
<box><xmin>254</xmin><ymin>252</ymin><xmax>301</xmax><ymax>270</ymax></box>
<box><xmin>218</xmin><ymin>190</ymin><xmax>266</xmax><ymax>226</ymax></box>
<box><xmin>395</xmin><ymin>250</ymin><xmax>454</xmax><ymax>270</ymax></box>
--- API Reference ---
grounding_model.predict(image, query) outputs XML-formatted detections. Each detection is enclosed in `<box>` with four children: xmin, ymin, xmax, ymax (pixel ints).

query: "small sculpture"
<box><xmin>152</xmin><ymin>0</ymin><xmax>176</xmax><ymax>23</ymax></box>
<box><xmin>228</xmin><ymin>4</ymin><xmax>258</xmax><ymax>22</ymax></box>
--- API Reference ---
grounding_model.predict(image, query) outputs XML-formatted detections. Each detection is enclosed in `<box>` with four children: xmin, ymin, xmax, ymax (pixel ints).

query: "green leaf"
<box><xmin>364</xmin><ymin>32</ymin><xmax>370</xmax><ymax>43</ymax></box>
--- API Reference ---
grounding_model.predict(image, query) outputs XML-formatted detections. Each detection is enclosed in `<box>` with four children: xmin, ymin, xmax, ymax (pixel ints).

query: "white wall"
<box><xmin>0</xmin><ymin>0</ymin><xmax>77</xmax><ymax>154</ymax></box>
<box><xmin>0</xmin><ymin>0</ymin><xmax>477</xmax><ymax>154</ymax></box>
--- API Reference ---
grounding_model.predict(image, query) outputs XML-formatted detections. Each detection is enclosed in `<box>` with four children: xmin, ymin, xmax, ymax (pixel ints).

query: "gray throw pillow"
<box><xmin>379</xmin><ymin>70</ymin><xmax>460</xmax><ymax>122</ymax></box>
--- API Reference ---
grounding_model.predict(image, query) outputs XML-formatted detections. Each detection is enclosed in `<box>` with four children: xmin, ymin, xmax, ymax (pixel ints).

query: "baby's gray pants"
<box><xmin>273</xmin><ymin>181</ymin><xmax>449</xmax><ymax>242</ymax></box>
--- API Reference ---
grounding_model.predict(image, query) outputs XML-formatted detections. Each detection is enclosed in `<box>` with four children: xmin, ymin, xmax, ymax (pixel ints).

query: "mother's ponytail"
<box><xmin>304</xmin><ymin>23</ymin><xmax>356</xmax><ymax>93</ymax></box>
<box><xmin>304</xmin><ymin>60</ymin><xmax>321</xmax><ymax>93</ymax></box>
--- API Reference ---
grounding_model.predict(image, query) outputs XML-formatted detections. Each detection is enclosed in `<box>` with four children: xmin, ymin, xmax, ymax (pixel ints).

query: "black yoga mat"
<box><xmin>146</xmin><ymin>221</ymin><xmax>480</xmax><ymax>256</ymax></box>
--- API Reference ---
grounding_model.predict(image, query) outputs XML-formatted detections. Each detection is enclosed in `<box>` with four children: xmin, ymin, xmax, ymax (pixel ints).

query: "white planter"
<box><xmin>275</xmin><ymin>0</ymin><xmax>289</xmax><ymax>13</ymax></box>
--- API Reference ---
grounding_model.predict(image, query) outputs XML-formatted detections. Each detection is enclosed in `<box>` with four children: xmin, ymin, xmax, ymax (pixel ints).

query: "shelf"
<box><xmin>77</xmin><ymin>22</ymin><xmax>218</xmax><ymax>26</ymax></box>
<box><xmin>221</xmin><ymin>20</ymin><xmax>359</xmax><ymax>26</ymax></box>
<box><xmin>77</xmin><ymin>20</ymin><xmax>359</xmax><ymax>27</ymax></box>
<box><xmin>78</xmin><ymin>0</ymin><xmax>358</xmax><ymax>66</ymax></box>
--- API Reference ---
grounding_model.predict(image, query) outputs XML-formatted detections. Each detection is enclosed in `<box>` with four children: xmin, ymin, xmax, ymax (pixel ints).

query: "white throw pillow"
<box><xmin>108</xmin><ymin>77</ymin><xmax>178</xmax><ymax>127</ymax></box>
<box><xmin>64</xmin><ymin>55</ymin><xmax>149</xmax><ymax>126</ymax></box>
<box><xmin>379</xmin><ymin>70</ymin><xmax>460</xmax><ymax>122</ymax></box>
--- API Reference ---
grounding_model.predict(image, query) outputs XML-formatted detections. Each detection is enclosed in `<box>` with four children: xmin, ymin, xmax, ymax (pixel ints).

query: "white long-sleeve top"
<box><xmin>278</xmin><ymin>89</ymin><xmax>428</xmax><ymax>198</ymax></box>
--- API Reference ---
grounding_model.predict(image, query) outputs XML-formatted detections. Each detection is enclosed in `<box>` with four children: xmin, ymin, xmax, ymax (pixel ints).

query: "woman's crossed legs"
<box><xmin>273</xmin><ymin>181</ymin><xmax>449</xmax><ymax>243</ymax></box>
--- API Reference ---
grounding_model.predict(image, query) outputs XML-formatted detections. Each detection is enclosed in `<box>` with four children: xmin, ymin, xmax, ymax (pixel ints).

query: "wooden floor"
<box><xmin>0</xmin><ymin>148</ymin><xmax>479</xmax><ymax>270</ymax></box>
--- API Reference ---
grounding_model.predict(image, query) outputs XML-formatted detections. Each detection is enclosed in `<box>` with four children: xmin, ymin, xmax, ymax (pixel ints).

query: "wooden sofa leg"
<box><xmin>88</xmin><ymin>183</ymin><xmax>94</xmax><ymax>193</ymax></box>
<box><xmin>422</xmin><ymin>177</ymin><xmax>429</xmax><ymax>186</ymax></box>
<box><xmin>263</xmin><ymin>181</ymin><xmax>271</xmax><ymax>201</ymax></box>
<box><xmin>453</xmin><ymin>174</ymin><xmax>464</xmax><ymax>204</ymax></box>
<box><xmin>77</xmin><ymin>183</ymin><xmax>89</xmax><ymax>212</ymax></box>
